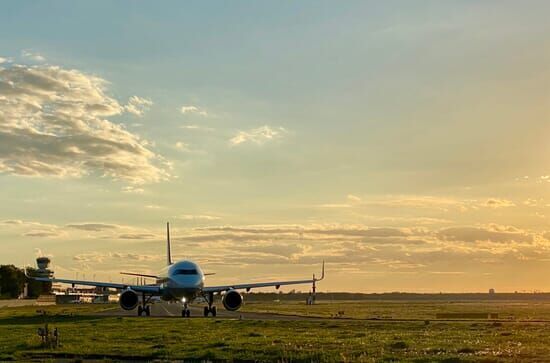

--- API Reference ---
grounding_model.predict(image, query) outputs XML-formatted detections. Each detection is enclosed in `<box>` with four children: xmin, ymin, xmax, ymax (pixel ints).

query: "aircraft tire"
<box><xmin>211</xmin><ymin>306</ymin><xmax>217</xmax><ymax>317</ymax></box>
<box><xmin>203</xmin><ymin>306</ymin><xmax>209</xmax><ymax>317</ymax></box>
<box><xmin>145</xmin><ymin>306</ymin><xmax>151</xmax><ymax>316</ymax></box>
<box><xmin>137</xmin><ymin>306</ymin><xmax>143</xmax><ymax>316</ymax></box>
<box><xmin>186</xmin><ymin>309</ymin><xmax>191</xmax><ymax>317</ymax></box>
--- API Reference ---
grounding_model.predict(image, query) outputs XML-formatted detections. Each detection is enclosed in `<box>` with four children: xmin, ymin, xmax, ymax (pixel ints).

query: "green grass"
<box><xmin>242</xmin><ymin>300</ymin><xmax>550</xmax><ymax>320</ymax></box>
<box><xmin>1</xmin><ymin>302</ymin><xmax>550</xmax><ymax>361</ymax></box>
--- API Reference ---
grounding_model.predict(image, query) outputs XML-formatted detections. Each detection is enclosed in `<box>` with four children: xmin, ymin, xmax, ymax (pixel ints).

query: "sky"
<box><xmin>0</xmin><ymin>1</ymin><xmax>549</xmax><ymax>293</ymax></box>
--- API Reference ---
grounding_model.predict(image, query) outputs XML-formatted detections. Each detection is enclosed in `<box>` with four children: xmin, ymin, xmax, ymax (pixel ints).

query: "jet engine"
<box><xmin>222</xmin><ymin>289</ymin><xmax>243</xmax><ymax>311</ymax></box>
<box><xmin>119</xmin><ymin>289</ymin><xmax>139</xmax><ymax>310</ymax></box>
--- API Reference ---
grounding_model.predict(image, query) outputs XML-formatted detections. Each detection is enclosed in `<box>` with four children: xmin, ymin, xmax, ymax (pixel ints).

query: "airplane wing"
<box><xmin>203</xmin><ymin>261</ymin><xmax>324</xmax><ymax>293</ymax></box>
<box><xmin>29</xmin><ymin>275</ymin><xmax>161</xmax><ymax>294</ymax></box>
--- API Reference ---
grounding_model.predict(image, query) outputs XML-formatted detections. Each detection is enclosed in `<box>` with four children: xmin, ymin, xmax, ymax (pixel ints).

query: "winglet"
<box><xmin>167</xmin><ymin>222</ymin><xmax>173</xmax><ymax>266</ymax></box>
<box><xmin>315</xmin><ymin>260</ymin><xmax>325</xmax><ymax>281</ymax></box>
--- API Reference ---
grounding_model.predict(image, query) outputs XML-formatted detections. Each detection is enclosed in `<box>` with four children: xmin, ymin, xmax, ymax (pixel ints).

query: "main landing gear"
<box><xmin>137</xmin><ymin>292</ymin><xmax>152</xmax><ymax>316</ymax></box>
<box><xmin>138</xmin><ymin>305</ymin><xmax>150</xmax><ymax>316</ymax></box>
<box><xmin>203</xmin><ymin>292</ymin><xmax>217</xmax><ymax>317</ymax></box>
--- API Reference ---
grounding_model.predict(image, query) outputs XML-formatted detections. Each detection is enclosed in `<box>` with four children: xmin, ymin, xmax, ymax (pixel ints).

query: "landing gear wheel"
<box><xmin>182</xmin><ymin>308</ymin><xmax>191</xmax><ymax>318</ymax></box>
<box><xmin>211</xmin><ymin>306</ymin><xmax>217</xmax><ymax>317</ymax></box>
<box><xmin>137</xmin><ymin>305</ymin><xmax>143</xmax><ymax>316</ymax></box>
<box><xmin>145</xmin><ymin>306</ymin><xmax>151</xmax><ymax>316</ymax></box>
<box><xmin>204</xmin><ymin>306</ymin><xmax>209</xmax><ymax>317</ymax></box>
<box><xmin>186</xmin><ymin>309</ymin><xmax>191</xmax><ymax>317</ymax></box>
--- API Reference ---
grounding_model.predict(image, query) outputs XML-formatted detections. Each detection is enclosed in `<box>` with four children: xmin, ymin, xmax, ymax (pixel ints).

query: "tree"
<box><xmin>0</xmin><ymin>265</ymin><xmax>26</xmax><ymax>299</ymax></box>
<box><xmin>0</xmin><ymin>265</ymin><xmax>52</xmax><ymax>299</ymax></box>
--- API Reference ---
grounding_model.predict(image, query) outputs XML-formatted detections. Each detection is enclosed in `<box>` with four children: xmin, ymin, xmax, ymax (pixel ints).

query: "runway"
<box><xmin>99</xmin><ymin>302</ymin><xmax>550</xmax><ymax>324</ymax></box>
<box><xmin>99</xmin><ymin>302</ymin><xmax>322</xmax><ymax>321</ymax></box>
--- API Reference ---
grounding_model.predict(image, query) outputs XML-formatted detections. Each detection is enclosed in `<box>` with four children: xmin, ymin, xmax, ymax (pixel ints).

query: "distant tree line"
<box><xmin>244</xmin><ymin>291</ymin><xmax>550</xmax><ymax>302</ymax></box>
<box><xmin>0</xmin><ymin>265</ymin><xmax>52</xmax><ymax>299</ymax></box>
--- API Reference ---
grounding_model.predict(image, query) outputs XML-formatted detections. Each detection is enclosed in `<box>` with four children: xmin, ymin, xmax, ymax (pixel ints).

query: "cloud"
<box><xmin>74</xmin><ymin>251</ymin><xmax>162</xmax><ymax>263</ymax></box>
<box><xmin>523</xmin><ymin>198</ymin><xmax>541</xmax><ymax>207</ymax></box>
<box><xmin>175</xmin><ymin>141</ymin><xmax>191</xmax><ymax>152</ymax></box>
<box><xmin>0</xmin><ymin>62</ymin><xmax>169</xmax><ymax>184</ymax></box>
<box><xmin>117</xmin><ymin>233</ymin><xmax>157</xmax><ymax>240</ymax></box>
<box><xmin>21</xmin><ymin>50</ymin><xmax>46</xmax><ymax>62</ymax></box>
<box><xmin>1</xmin><ymin>219</ymin><xmax>24</xmax><ymax>225</ymax></box>
<box><xmin>2</xmin><ymin>219</ymin><xmax>62</xmax><ymax>233</ymax></box>
<box><xmin>0</xmin><ymin>57</ymin><xmax>8</xmax><ymax>64</ymax></box>
<box><xmin>317</xmin><ymin>203</ymin><xmax>352</xmax><ymax>208</ymax></box>
<box><xmin>229</xmin><ymin>125</ymin><xmax>287</xmax><ymax>146</ymax></box>
<box><xmin>177</xmin><ymin>214</ymin><xmax>221</xmax><ymax>221</ymax></box>
<box><xmin>200</xmin><ymin>225</ymin><xmax>409</xmax><ymax>238</ymax></box>
<box><xmin>66</xmin><ymin>223</ymin><xmax>119</xmax><ymax>231</ymax></box>
<box><xmin>122</xmin><ymin>186</ymin><xmax>145</xmax><ymax>194</ymax></box>
<box><xmin>438</xmin><ymin>226</ymin><xmax>532</xmax><ymax>243</ymax></box>
<box><xmin>485</xmin><ymin>198</ymin><xmax>515</xmax><ymax>208</ymax></box>
<box><xmin>317</xmin><ymin>194</ymin><xmax>520</xmax><ymax>213</ymax></box>
<box><xmin>180</xmin><ymin>124</ymin><xmax>214</xmax><ymax>131</ymax></box>
<box><xmin>23</xmin><ymin>230</ymin><xmax>61</xmax><ymax>238</ymax></box>
<box><xmin>8</xmin><ymin>216</ymin><xmax>550</xmax><ymax>288</ymax></box>
<box><xmin>125</xmin><ymin>96</ymin><xmax>152</xmax><ymax>116</ymax></box>
<box><xmin>180</xmin><ymin>105</ymin><xmax>207</xmax><ymax>116</ymax></box>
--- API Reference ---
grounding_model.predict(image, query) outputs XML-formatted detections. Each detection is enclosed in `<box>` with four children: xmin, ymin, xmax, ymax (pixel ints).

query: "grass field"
<box><xmin>2</xmin><ymin>301</ymin><xmax>550</xmax><ymax>362</ymax></box>
<box><xmin>242</xmin><ymin>300</ymin><xmax>550</xmax><ymax>320</ymax></box>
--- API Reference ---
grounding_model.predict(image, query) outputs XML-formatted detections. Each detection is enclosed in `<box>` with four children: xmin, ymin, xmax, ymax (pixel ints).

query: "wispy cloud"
<box><xmin>23</xmin><ymin>230</ymin><xmax>61</xmax><ymax>238</ymax></box>
<box><xmin>125</xmin><ymin>96</ymin><xmax>153</xmax><ymax>116</ymax></box>
<box><xmin>180</xmin><ymin>124</ymin><xmax>214</xmax><ymax>131</ymax></box>
<box><xmin>229</xmin><ymin>125</ymin><xmax>287</xmax><ymax>146</ymax></box>
<box><xmin>122</xmin><ymin>186</ymin><xmax>145</xmax><ymax>194</ymax></box>
<box><xmin>437</xmin><ymin>225</ymin><xmax>532</xmax><ymax>243</ymax></box>
<box><xmin>67</xmin><ymin>223</ymin><xmax>119</xmax><ymax>232</ymax></box>
<box><xmin>178</xmin><ymin>214</ymin><xmax>221</xmax><ymax>221</ymax></box>
<box><xmin>117</xmin><ymin>233</ymin><xmax>157</xmax><ymax>240</ymax></box>
<box><xmin>174</xmin><ymin>141</ymin><xmax>191</xmax><ymax>152</ymax></box>
<box><xmin>21</xmin><ymin>50</ymin><xmax>45</xmax><ymax>62</ymax></box>
<box><xmin>485</xmin><ymin>198</ymin><xmax>515</xmax><ymax>208</ymax></box>
<box><xmin>180</xmin><ymin>105</ymin><xmax>207</xmax><ymax>116</ymax></box>
<box><xmin>316</xmin><ymin>195</ymin><xmax>519</xmax><ymax>212</ymax></box>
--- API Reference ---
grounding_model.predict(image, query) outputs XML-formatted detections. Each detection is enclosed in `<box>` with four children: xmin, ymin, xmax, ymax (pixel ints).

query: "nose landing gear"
<box><xmin>181</xmin><ymin>302</ymin><xmax>191</xmax><ymax>317</ymax></box>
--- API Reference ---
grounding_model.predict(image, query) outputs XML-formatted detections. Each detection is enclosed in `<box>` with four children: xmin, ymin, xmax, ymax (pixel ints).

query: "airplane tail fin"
<box><xmin>167</xmin><ymin>222</ymin><xmax>173</xmax><ymax>266</ymax></box>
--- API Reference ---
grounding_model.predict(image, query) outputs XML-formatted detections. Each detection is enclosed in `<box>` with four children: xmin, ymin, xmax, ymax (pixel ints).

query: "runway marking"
<box><xmin>158</xmin><ymin>303</ymin><xmax>176</xmax><ymax>317</ymax></box>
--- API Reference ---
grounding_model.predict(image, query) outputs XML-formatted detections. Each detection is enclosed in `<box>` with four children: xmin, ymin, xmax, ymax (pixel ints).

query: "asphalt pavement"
<box><xmin>99</xmin><ymin>302</ymin><xmax>321</xmax><ymax>320</ymax></box>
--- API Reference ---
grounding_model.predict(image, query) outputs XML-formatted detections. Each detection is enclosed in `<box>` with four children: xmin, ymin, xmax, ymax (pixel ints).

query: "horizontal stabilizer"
<box><xmin>120</xmin><ymin>272</ymin><xmax>159</xmax><ymax>279</ymax></box>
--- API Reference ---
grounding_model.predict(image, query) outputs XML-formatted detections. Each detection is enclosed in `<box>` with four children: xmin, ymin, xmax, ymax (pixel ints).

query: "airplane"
<box><xmin>28</xmin><ymin>222</ymin><xmax>325</xmax><ymax>317</ymax></box>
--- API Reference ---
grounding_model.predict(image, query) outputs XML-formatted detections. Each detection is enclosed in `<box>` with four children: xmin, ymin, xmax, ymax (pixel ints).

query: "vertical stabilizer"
<box><xmin>167</xmin><ymin>222</ymin><xmax>173</xmax><ymax>265</ymax></box>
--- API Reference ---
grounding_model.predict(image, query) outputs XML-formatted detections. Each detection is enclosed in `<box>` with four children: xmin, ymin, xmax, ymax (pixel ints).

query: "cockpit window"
<box><xmin>174</xmin><ymin>269</ymin><xmax>198</xmax><ymax>275</ymax></box>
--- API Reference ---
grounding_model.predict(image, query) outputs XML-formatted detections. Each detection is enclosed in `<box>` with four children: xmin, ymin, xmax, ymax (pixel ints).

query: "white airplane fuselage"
<box><xmin>156</xmin><ymin>260</ymin><xmax>205</xmax><ymax>302</ymax></box>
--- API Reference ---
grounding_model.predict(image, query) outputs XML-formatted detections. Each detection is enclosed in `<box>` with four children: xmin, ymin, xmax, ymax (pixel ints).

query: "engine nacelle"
<box><xmin>119</xmin><ymin>289</ymin><xmax>139</xmax><ymax>310</ymax></box>
<box><xmin>222</xmin><ymin>289</ymin><xmax>243</xmax><ymax>311</ymax></box>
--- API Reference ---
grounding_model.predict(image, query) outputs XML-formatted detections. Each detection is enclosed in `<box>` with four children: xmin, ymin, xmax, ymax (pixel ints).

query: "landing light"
<box><xmin>181</xmin><ymin>297</ymin><xmax>186</xmax><ymax>303</ymax></box>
